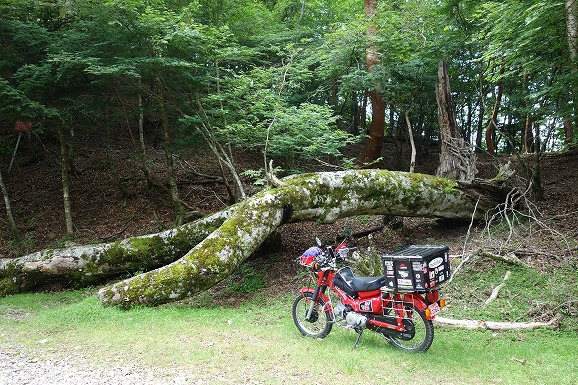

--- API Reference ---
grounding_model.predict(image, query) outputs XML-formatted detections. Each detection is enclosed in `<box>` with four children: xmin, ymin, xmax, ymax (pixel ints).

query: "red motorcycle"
<box><xmin>292</xmin><ymin>239</ymin><xmax>450</xmax><ymax>352</ymax></box>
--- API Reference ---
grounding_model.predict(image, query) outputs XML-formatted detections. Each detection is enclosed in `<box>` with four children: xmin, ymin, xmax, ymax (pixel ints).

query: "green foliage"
<box><xmin>1</xmin><ymin>0</ymin><xmax>576</xmax><ymax>164</ymax></box>
<box><xmin>226</xmin><ymin>263</ymin><xmax>266</xmax><ymax>294</ymax></box>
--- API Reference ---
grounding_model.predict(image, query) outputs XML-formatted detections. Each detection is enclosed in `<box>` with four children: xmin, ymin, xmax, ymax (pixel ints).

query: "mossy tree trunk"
<box><xmin>2</xmin><ymin>170</ymin><xmax>512</xmax><ymax>303</ymax></box>
<box><xmin>97</xmin><ymin>170</ymin><xmax>510</xmax><ymax>308</ymax></box>
<box><xmin>0</xmin><ymin>207</ymin><xmax>235</xmax><ymax>296</ymax></box>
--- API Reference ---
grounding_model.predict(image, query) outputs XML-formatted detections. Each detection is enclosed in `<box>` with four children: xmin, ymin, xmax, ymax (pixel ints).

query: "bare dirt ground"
<box><xmin>1</xmin><ymin>129</ymin><xmax>577</xmax><ymax>294</ymax></box>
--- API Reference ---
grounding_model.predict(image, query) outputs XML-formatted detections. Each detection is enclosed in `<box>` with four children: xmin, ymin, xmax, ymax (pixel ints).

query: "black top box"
<box><xmin>381</xmin><ymin>245</ymin><xmax>450</xmax><ymax>292</ymax></box>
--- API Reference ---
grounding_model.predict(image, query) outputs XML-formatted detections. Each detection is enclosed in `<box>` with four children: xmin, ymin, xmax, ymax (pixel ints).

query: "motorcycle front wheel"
<box><xmin>292</xmin><ymin>292</ymin><xmax>333</xmax><ymax>339</ymax></box>
<box><xmin>383</xmin><ymin>302</ymin><xmax>434</xmax><ymax>353</ymax></box>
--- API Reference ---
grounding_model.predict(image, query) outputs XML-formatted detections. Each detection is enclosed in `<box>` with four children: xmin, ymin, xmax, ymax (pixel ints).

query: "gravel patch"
<box><xmin>0</xmin><ymin>344</ymin><xmax>201</xmax><ymax>385</ymax></box>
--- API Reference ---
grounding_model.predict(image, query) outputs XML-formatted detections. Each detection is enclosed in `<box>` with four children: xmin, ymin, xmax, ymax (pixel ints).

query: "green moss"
<box><xmin>0</xmin><ymin>262</ymin><xmax>23</xmax><ymax>296</ymax></box>
<box><xmin>0</xmin><ymin>277</ymin><xmax>19</xmax><ymax>297</ymax></box>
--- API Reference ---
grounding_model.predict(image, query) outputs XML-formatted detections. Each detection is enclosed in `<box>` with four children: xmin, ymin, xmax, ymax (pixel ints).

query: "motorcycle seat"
<box><xmin>335</xmin><ymin>267</ymin><xmax>385</xmax><ymax>296</ymax></box>
<box><xmin>349</xmin><ymin>275</ymin><xmax>386</xmax><ymax>292</ymax></box>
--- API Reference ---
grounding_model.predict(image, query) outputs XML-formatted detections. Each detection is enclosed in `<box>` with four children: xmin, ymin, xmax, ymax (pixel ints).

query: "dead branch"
<box><xmin>266</xmin><ymin>160</ymin><xmax>286</xmax><ymax>187</ymax></box>
<box><xmin>447</xmin><ymin>197</ymin><xmax>481</xmax><ymax>284</ymax></box>
<box><xmin>511</xmin><ymin>356</ymin><xmax>527</xmax><ymax>365</ymax></box>
<box><xmin>479</xmin><ymin>250</ymin><xmax>527</xmax><ymax>266</ymax></box>
<box><xmin>434</xmin><ymin>314</ymin><xmax>563</xmax><ymax>331</ymax></box>
<box><xmin>482</xmin><ymin>270</ymin><xmax>511</xmax><ymax>307</ymax></box>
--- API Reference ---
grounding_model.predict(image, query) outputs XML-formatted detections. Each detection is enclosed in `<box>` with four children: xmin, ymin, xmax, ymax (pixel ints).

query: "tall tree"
<box><xmin>484</xmin><ymin>60</ymin><xmax>505</xmax><ymax>154</ymax></box>
<box><xmin>436</xmin><ymin>60</ymin><xmax>477</xmax><ymax>183</ymax></box>
<box><xmin>566</xmin><ymin>0</ymin><xmax>578</xmax><ymax>144</ymax></box>
<box><xmin>358</xmin><ymin>0</ymin><xmax>385</xmax><ymax>165</ymax></box>
<box><xmin>0</xmin><ymin>168</ymin><xmax>18</xmax><ymax>239</ymax></box>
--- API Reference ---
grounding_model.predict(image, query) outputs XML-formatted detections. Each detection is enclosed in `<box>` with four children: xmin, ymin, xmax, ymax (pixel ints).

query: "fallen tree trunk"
<box><xmin>0</xmin><ymin>206</ymin><xmax>235</xmax><ymax>296</ymax></box>
<box><xmin>96</xmin><ymin>170</ymin><xmax>510</xmax><ymax>308</ymax></box>
<box><xmin>434</xmin><ymin>314</ymin><xmax>563</xmax><ymax>331</ymax></box>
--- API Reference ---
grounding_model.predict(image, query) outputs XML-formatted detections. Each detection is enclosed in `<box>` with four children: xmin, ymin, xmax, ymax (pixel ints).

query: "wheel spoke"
<box><xmin>292</xmin><ymin>292</ymin><xmax>333</xmax><ymax>339</ymax></box>
<box><xmin>384</xmin><ymin>302</ymin><xmax>434</xmax><ymax>352</ymax></box>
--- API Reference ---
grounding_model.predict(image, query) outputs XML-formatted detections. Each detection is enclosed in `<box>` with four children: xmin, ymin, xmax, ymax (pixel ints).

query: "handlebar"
<box><xmin>297</xmin><ymin>241</ymin><xmax>357</xmax><ymax>270</ymax></box>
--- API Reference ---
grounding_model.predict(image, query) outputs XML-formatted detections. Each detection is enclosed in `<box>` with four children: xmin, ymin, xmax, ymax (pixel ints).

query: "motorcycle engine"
<box><xmin>333</xmin><ymin>303</ymin><xmax>347</xmax><ymax>320</ymax></box>
<box><xmin>334</xmin><ymin>303</ymin><xmax>367</xmax><ymax>328</ymax></box>
<box><xmin>346</xmin><ymin>312</ymin><xmax>368</xmax><ymax>328</ymax></box>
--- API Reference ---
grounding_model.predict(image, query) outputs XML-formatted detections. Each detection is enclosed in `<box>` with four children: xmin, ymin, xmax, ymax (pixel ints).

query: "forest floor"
<box><xmin>1</xmin><ymin>130</ymin><xmax>577</xmax><ymax>297</ymax></box>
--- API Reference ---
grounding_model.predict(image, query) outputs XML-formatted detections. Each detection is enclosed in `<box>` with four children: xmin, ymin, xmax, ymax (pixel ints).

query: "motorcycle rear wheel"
<box><xmin>382</xmin><ymin>302</ymin><xmax>434</xmax><ymax>353</ymax></box>
<box><xmin>292</xmin><ymin>292</ymin><xmax>333</xmax><ymax>339</ymax></box>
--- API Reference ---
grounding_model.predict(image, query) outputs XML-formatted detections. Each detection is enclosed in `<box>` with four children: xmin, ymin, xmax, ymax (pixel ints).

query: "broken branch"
<box><xmin>482</xmin><ymin>270</ymin><xmax>511</xmax><ymax>308</ymax></box>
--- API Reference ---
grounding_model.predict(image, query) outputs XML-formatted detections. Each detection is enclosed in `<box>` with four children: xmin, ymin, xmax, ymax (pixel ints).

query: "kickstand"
<box><xmin>353</xmin><ymin>328</ymin><xmax>364</xmax><ymax>349</ymax></box>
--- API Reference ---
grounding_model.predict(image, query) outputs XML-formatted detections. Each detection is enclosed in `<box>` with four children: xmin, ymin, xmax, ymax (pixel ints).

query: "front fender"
<box><xmin>299</xmin><ymin>287</ymin><xmax>332</xmax><ymax>312</ymax></box>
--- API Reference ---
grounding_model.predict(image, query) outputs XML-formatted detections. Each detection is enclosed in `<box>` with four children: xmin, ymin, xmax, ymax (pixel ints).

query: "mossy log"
<box><xmin>98</xmin><ymin>170</ymin><xmax>509</xmax><ymax>308</ymax></box>
<box><xmin>0</xmin><ymin>207</ymin><xmax>235</xmax><ymax>296</ymax></box>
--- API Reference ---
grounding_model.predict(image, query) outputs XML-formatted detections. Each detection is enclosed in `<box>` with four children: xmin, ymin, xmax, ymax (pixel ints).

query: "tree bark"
<box><xmin>95</xmin><ymin>169</ymin><xmax>512</xmax><ymax>308</ymax></box>
<box><xmin>0</xmin><ymin>206</ymin><xmax>235</xmax><ymax>296</ymax></box>
<box><xmin>358</xmin><ymin>0</ymin><xmax>385</xmax><ymax>165</ymax></box>
<box><xmin>435</xmin><ymin>61</ymin><xmax>477</xmax><ymax>183</ymax></box>
<box><xmin>138</xmin><ymin>91</ymin><xmax>153</xmax><ymax>189</ymax></box>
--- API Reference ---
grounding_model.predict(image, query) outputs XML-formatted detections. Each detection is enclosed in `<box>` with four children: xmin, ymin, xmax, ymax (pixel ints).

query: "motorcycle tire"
<box><xmin>382</xmin><ymin>301</ymin><xmax>434</xmax><ymax>353</ymax></box>
<box><xmin>292</xmin><ymin>292</ymin><xmax>333</xmax><ymax>339</ymax></box>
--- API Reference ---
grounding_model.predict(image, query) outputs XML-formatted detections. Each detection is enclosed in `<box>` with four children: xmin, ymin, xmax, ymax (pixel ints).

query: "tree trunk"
<box><xmin>0</xmin><ymin>206</ymin><xmax>236</xmax><ymax>296</ymax></box>
<box><xmin>57</xmin><ymin>125</ymin><xmax>74</xmax><ymax>235</ymax></box>
<box><xmin>156</xmin><ymin>78</ymin><xmax>184</xmax><ymax>225</ymax></box>
<box><xmin>138</xmin><ymin>92</ymin><xmax>153</xmax><ymax>189</ymax></box>
<box><xmin>522</xmin><ymin>73</ymin><xmax>535</xmax><ymax>153</ymax></box>
<box><xmin>436</xmin><ymin>61</ymin><xmax>459</xmax><ymax>139</ymax></box>
<box><xmin>358</xmin><ymin>0</ymin><xmax>385</xmax><ymax>166</ymax></box>
<box><xmin>435</xmin><ymin>314</ymin><xmax>563</xmax><ymax>331</ymax></box>
<box><xmin>485</xmin><ymin>60</ymin><xmax>506</xmax><ymax>154</ymax></box>
<box><xmin>566</xmin><ymin>0</ymin><xmax>578</xmax><ymax>144</ymax></box>
<box><xmin>435</xmin><ymin>61</ymin><xmax>477</xmax><ymax>183</ymax></box>
<box><xmin>404</xmin><ymin>111</ymin><xmax>416</xmax><ymax>173</ymax></box>
<box><xmin>0</xmin><ymin>168</ymin><xmax>19</xmax><ymax>239</ymax></box>
<box><xmin>96</xmin><ymin>169</ymin><xmax>513</xmax><ymax>308</ymax></box>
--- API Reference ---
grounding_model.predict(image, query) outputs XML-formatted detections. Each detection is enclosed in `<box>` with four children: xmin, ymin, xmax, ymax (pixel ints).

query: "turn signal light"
<box><xmin>425</xmin><ymin>308</ymin><xmax>431</xmax><ymax>318</ymax></box>
<box><xmin>439</xmin><ymin>299</ymin><xmax>446</xmax><ymax>308</ymax></box>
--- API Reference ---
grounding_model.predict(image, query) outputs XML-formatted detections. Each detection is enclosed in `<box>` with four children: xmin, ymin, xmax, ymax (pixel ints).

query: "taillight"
<box><xmin>426</xmin><ymin>291</ymin><xmax>439</xmax><ymax>303</ymax></box>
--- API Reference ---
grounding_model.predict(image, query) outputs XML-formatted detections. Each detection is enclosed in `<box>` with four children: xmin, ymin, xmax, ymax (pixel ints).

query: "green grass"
<box><xmin>445</xmin><ymin>259</ymin><xmax>578</xmax><ymax>325</ymax></box>
<box><xmin>1</xmin><ymin>285</ymin><xmax>578</xmax><ymax>385</ymax></box>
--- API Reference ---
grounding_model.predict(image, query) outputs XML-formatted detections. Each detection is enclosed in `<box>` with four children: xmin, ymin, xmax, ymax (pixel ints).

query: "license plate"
<box><xmin>428</xmin><ymin>302</ymin><xmax>441</xmax><ymax>316</ymax></box>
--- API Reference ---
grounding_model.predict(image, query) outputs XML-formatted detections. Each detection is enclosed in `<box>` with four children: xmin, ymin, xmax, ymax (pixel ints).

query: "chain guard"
<box><xmin>378</xmin><ymin>318</ymin><xmax>416</xmax><ymax>341</ymax></box>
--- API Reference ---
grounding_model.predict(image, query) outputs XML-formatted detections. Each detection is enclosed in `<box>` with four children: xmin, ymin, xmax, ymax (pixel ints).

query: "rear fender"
<box><xmin>401</xmin><ymin>293</ymin><xmax>433</xmax><ymax>320</ymax></box>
